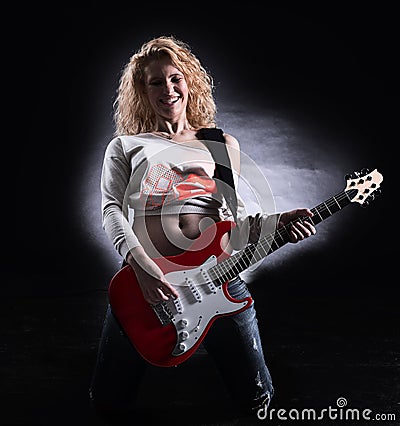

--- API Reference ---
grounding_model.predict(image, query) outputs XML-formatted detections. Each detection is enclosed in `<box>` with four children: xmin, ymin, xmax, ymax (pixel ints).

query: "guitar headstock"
<box><xmin>345</xmin><ymin>168</ymin><xmax>383</xmax><ymax>206</ymax></box>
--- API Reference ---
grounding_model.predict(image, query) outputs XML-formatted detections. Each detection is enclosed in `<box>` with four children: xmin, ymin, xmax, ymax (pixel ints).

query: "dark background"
<box><xmin>3</xmin><ymin>3</ymin><xmax>398</xmax><ymax>425</ymax></box>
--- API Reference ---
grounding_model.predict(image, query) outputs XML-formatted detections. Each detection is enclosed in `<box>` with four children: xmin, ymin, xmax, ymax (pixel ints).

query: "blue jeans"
<box><xmin>89</xmin><ymin>276</ymin><xmax>273</xmax><ymax>414</ymax></box>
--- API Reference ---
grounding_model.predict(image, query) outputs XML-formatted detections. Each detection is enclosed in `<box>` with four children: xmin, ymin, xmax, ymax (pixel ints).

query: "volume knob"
<box><xmin>179</xmin><ymin>319</ymin><xmax>188</xmax><ymax>327</ymax></box>
<box><xmin>180</xmin><ymin>331</ymin><xmax>190</xmax><ymax>341</ymax></box>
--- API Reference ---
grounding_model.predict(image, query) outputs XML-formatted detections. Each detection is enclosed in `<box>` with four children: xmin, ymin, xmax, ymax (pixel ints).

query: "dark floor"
<box><xmin>2</xmin><ymin>268</ymin><xmax>399</xmax><ymax>426</ymax></box>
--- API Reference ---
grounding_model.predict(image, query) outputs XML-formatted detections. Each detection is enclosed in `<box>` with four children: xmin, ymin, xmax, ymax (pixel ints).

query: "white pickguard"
<box><xmin>163</xmin><ymin>255</ymin><xmax>251</xmax><ymax>356</ymax></box>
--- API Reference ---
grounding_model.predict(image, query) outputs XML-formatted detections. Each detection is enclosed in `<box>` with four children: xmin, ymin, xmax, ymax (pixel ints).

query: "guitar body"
<box><xmin>108</xmin><ymin>220</ymin><xmax>253</xmax><ymax>367</ymax></box>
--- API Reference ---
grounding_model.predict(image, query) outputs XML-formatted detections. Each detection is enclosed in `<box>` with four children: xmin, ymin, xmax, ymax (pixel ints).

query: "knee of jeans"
<box><xmin>89</xmin><ymin>385</ymin><xmax>102</xmax><ymax>407</ymax></box>
<box><xmin>235</xmin><ymin>389</ymin><xmax>273</xmax><ymax>417</ymax></box>
<box><xmin>252</xmin><ymin>389</ymin><xmax>273</xmax><ymax>413</ymax></box>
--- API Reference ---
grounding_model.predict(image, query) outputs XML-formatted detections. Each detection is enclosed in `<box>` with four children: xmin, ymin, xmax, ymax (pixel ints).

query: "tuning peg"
<box><xmin>361</xmin><ymin>167</ymin><xmax>370</xmax><ymax>176</ymax></box>
<box><xmin>345</xmin><ymin>171</ymin><xmax>358</xmax><ymax>180</ymax></box>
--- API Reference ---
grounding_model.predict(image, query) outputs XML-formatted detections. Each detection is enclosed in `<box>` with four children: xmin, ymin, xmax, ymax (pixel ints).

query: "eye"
<box><xmin>172</xmin><ymin>76</ymin><xmax>183</xmax><ymax>83</ymax></box>
<box><xmin>149</xmin><ymin>79</ymin><xmax>162</xmax><ymax>86</ymax></box>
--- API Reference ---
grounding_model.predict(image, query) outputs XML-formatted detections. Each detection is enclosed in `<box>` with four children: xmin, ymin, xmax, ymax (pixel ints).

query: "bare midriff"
<box><xmin>133</xmin><ymin>213</ymin><xmax>230</xmax><ymax>258</ymax></box>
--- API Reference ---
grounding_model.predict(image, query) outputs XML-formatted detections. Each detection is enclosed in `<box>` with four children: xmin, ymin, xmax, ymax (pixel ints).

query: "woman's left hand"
<box><xmin>278</xmin><ymin>208</ymin><xmax>316</xmax><ymax>243</ymax></box>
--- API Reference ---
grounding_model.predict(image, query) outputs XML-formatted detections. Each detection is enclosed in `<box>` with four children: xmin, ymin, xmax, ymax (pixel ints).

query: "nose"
<box><xmin>163</xmin><ymin>80</ymin><xmax>175</xmax><ymax>95</ymax></box>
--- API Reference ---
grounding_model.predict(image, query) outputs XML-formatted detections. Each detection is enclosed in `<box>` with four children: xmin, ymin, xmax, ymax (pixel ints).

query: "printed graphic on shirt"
<box><xmin>141</xmin><ymin>164</ymin><xmax>217</xmax><ymax>209</ymax></box>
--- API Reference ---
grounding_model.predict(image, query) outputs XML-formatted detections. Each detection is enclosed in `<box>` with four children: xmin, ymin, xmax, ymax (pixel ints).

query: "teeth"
<box><xmin>161</xmin><ymin>97</ymin><xmax>179</xmax><ymax>104</ymax></box>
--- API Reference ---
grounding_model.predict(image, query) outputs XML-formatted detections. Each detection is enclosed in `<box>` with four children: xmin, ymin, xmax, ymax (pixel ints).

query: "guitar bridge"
<box><xmin>151</xmin><ymin>302</ymin><xmax>173</xmax><ymax>326</ymax></box>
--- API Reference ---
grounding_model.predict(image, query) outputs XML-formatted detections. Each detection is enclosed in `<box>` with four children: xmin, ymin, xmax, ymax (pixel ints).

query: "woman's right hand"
<box><xmin>126</xmin><ymin>247</ymin><xmax>179</xmax><ymax>304</ymax></box>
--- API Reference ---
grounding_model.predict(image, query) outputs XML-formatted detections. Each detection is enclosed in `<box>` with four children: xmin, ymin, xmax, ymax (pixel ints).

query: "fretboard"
<box><xmin>208</xmin><ymin>188</ymin><xmax>357</xmax><ymax>285</ymax></box>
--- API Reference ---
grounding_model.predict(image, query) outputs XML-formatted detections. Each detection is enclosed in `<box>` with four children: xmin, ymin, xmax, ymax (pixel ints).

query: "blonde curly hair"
<box><xmin>113</xmin><ymin>35</ymin><xmax>217</xmax><ymax>135</ymax></box>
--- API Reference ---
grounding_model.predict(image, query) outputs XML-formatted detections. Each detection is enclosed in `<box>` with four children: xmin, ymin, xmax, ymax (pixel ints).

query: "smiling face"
<box><xmin>143</xmin><ymin>56</ymin><xmax>189</xmax><ymax>125</ymax></box>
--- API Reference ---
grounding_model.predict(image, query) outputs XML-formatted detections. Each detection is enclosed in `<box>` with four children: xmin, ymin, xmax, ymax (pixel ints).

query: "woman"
<box><xmin>90</xmin><ymin>35</ymin><xmax>316</xmax><ymax>418</ymax></box>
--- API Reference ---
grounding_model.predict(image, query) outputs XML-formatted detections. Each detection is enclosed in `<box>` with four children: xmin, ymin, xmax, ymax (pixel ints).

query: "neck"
<box><xmin>155</xmin><ymin>119</ymin><xmax>191</xmax><ymax>136</ymax></box>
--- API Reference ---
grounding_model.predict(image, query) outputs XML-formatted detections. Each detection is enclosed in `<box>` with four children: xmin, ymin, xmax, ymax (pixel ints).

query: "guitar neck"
<box><xmin>209</xmin><ymin>188</ymin><xmax>358</xmax><ymax>285</ymax></box>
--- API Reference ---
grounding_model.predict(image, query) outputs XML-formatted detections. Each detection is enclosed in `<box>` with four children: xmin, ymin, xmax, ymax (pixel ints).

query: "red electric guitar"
<box><xmin>108</xmin><ymin>168</ymin><xmax>383</xmax><ymax>367</ymax></box>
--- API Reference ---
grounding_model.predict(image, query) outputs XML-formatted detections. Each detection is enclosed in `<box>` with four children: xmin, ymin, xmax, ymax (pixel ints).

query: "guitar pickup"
<box><xmin>186</xmin><ymin>278</ymin><xmax>202</xmax><ymax>302</ymax></box>
<box><xmin>201</xmin><ymin>269</ymin><xmax>217</xmax><ymax>294</ymax></box>
<box><xmin>173</xmin><ymin>297</ymin><xmax>183</xmax><ymax>314</ymax></box>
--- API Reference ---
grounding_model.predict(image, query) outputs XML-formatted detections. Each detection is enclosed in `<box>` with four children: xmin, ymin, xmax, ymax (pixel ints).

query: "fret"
<box><xmin>315</xmin><ymin>203</ymin><xmax>331</xmax><ymax>220</ymax></box>
<box><xmin>338</xmin><ymin>193</ymin><xmax>350</xmax><ymax>207</ymax></box>
<box><xmin>242</xmin><ymin>244</ymin><xmax>260</xmax><ymax>268</ymax></box>
<box><xmin>257</xmin><ymin>239</ymin><xmax>272</xmax><ymax>258</ymax></box>
<box><xmin>345</xmin><ymin>188</ymin><xmax>358</xmax><ymax>203</ymax></box>
<box><xmin>315</xmin><ymin>207</ymin><xmax>323</xmax><ymax>222</ymax></box>
<box><xmin>270</xmin><ymin>235</ymin><xmax>281</xmax><ymax>251</ymax></box>
<box><xmin>219</xmin><ymin>259</ymin><xmax>231</xmax><ymax>282</ymax></box>
<box><xmin>274</xmin><ymin>228</ymin><xmax>286</xmax><ymax>246</ymax></box>
<box><xmin>219</xmin><ymin>256</ymin><xmax>229</xmax><ymax>276</ymax></box>
<box><xmin>262</xmin><ymin>236</ymin><xmax>274</xmax><ymax>254</ymax></box>
<box><xmin>208</xmin><ymin>267</ymin><xmax>217</xmax><ymax>282</ymax></box>
<box><xmin>332</xmin><ymin>196</ymin><xmax>341</xmax><ymax>209</ymax></box>
<box><xmin>323</xmin><ymin>201</ymin><xmax>333</xmax><ymax>216</ymax></box>
<box><xmin>252</xmin><ymin>244</ymin><xmax>265</xmax><ymax>265</ymax></box>
<box><xmin>226</xmin><ymin>256</ymin><xmax>240</xmax><ymax>277</ymax></box>
<box><xmin>235</xmin><ymin>253</ymin><xmax>250</xmax><ymax>272</ymax></box>
<box><xmin>308</xmin><ymin>215</ymin><xmax>317</xmax><ymax>226</ymax></box>
<box><xmin>326</xmin><ymin>197</ymin><xmax>341</xmax><ymax>214</ymax></box>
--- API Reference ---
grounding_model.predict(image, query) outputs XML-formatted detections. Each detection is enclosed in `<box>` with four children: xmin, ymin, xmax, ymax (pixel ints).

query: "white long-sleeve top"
<box><xmin>100</xmin><ymin>133</ymin><xmax>279</xmax><ymax>260</ymax></box>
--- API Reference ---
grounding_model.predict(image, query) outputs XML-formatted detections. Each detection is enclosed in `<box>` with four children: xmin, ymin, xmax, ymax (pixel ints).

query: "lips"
<box><xmin>160</xmin><ymin>96</ymin><xmax>181</xmax><ymax>105</ymax></box>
